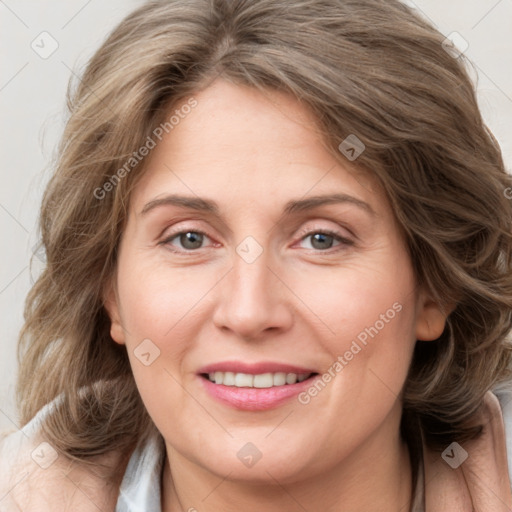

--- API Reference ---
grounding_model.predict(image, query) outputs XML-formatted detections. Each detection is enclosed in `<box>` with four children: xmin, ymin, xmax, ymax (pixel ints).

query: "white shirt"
<box><xmin>115</xmin><ymin>432</ymin><xmax>165</xmax><ymax>511</ymax></box>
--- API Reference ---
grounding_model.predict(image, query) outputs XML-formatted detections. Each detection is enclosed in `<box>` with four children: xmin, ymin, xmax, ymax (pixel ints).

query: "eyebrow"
<box><xmin>283</xmin><ymin>193</ymin><xmax>374</xmax><ymax>216</ymax></box>
<box><xmin>141</xmin><ymin>195</ymin><xmax>219</xmax><ymax>216</ymax></box>
<box><xmin>140</xmin><ymin>193</ymin><xmax>375</xmax><ymax>217</ymax></box>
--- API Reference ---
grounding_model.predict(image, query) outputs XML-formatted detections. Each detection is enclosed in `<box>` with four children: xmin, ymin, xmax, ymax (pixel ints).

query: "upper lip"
<box><xmin>198</xmin><ymin>361</ymin><xmax>317</xmax><ymax>375</ymax></box>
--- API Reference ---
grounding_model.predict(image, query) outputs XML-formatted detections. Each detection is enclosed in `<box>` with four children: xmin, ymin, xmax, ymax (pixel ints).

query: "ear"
<box><xmin>103</xmin><ymin>278</ymin><xmax>126</xmax><ymax>346</ymax></box>
<box><xmin>415</xmin><ymin>290</ymin><xmax>454</xmax><ymax>341</ymax></box>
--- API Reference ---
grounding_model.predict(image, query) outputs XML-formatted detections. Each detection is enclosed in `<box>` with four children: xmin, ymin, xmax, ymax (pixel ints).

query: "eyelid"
<box><xmin>161</xmin><ymin>228</ymin><xmax>210</xmax><ymax>241</ymax></box>
<box><xmin>294</xmin><ymin>221</ymin><xmax>354</xmax><ymax>242</ymax></box>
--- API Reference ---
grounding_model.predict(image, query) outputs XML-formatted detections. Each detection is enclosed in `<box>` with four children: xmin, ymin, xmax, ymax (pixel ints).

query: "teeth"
<box><xmin>253</xmin><ymin>373</ymin><xmax>273</xmax><ymax>388</ymax></box>
<box><xmin>235</xmin><ymin>373</ymin><xmax>253</xmax><ymax>387</ymax></box>
<box><xmin>273</xmin><ymin>372</ymin><xmax>286</xmax><ymax>386</ymax></box>
<box><xmin>223</xmin><ymin>372</ymin><xmax>235</xmax><ymax>386</ymax></box>
<box><xmin>286</xmin><ymin>373</ymin><xmax>297</xmax><ymax>384</ymax></box>
<box><xmin>206</xmin><ymin>371</ymin><xmax>312</xmax><ymax>387</ymax></box>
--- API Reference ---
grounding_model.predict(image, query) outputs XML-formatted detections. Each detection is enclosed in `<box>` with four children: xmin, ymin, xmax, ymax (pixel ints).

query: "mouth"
<box><xmin>197</xmin><ymin>362</ymin><xmax>320</xmax><ymax>410</ymax></box>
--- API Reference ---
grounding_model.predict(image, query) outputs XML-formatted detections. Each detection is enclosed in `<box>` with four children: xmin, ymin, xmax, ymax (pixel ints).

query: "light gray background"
<box><xmin>1</xmin><ymin>0</ymin><xmax>511</xmax><ymax>432</ymax></box>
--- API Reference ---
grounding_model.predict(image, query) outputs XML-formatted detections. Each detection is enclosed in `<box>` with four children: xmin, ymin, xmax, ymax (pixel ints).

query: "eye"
<box><xmin>298</xmin><ymin>230</ymin><xmax>353</xmax><ymax>251</ymax></box>
<box><xmin>160</xmin><ymin>228</ymin><xmax>353</xmax><ymax>253</ymax></box>
<box><xmin>161</xmin><ymin>230</ymin><xmax>213</xmax><ymax>251</ymax></box>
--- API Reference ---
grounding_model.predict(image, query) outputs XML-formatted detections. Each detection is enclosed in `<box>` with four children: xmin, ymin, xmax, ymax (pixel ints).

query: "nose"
<box><xmin>212</xmin><ymin>248</ymin><xmax>294</xmax><ymax>341</ymax></box>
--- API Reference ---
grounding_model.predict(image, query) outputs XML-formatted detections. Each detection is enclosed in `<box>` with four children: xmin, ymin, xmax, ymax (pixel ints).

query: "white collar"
<box><xmin>115</xmin><ymin>432</ymin><xmax>165</xmax><ymax>512</ymax></box>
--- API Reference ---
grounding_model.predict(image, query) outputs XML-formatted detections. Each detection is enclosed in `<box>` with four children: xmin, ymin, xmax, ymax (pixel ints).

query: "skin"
<box><xmin>105</xmin><ymin>79</ymin><xmax>448</xmax><ymax>512</ymax></box>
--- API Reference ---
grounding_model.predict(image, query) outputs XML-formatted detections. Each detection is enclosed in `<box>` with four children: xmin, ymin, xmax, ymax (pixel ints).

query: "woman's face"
<box><xmin>107</xmin><ymin>79</ymin><xmax>446</xmax><ymax>485</ymax></box>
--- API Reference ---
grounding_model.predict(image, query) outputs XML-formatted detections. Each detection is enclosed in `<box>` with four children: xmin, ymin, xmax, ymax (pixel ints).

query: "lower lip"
<box><xmin>199</xmin><ymin>374</ymin><xmax>318</xmax><ymax>411</ymax></box>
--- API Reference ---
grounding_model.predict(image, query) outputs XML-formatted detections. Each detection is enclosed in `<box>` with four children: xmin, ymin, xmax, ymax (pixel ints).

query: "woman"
<box><xmin>1</xmin><ymin>0</ymin><xmax>512</xmax><ymax>510</ymax></box>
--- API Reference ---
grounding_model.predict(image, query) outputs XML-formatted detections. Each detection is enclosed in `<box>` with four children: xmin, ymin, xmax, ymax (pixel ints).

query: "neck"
<box><xmin>161</xmin><ymin>415</ymin><xmax>413</xmax><ymax>512</ymax></box>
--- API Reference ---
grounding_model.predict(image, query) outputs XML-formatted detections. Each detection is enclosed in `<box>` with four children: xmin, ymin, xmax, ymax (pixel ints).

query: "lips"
<box><xmin>197</xmin><ymin>361</ymin><xmax>320</xmax><ymax>410</ymax></box>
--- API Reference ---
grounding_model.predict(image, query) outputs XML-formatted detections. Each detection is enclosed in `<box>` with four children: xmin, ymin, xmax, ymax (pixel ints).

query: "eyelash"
<box><xmin>296</xmin><ymin>228</ymin><xmax>354</xmax><ymax>252</ymax></box>
<box><xmin>160</xmin><ymin>227</ymin><xmax>354</xmax><ymax>254</ymax></box>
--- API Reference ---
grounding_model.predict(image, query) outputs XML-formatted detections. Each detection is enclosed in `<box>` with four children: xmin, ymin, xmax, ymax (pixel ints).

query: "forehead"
<box><xmin>130</xmin><ymin>79</ymin><xmax>385</xmax><ymax>217</ymax></box>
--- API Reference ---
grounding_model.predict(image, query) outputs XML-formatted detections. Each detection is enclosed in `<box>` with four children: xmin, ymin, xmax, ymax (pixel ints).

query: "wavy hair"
<box><xmin>17</xmin><ymin>0</ymin><xmax>512</xmax><ymax>476</ymax></box>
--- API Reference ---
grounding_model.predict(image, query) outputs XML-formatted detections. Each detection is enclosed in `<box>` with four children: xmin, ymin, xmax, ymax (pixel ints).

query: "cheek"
<box><xmin>116</xmin><ymin>262</ymin><xmax>199</xmax><ymax>420</ymax></box>
<box><xmin>293</xmin><ymin>268</ymin><xmax>417</xmax><ymax>451</ymax></box>
<box><xmin>116</xmin><ymin>258</ymin><xmax>217</xmax><ymax>343</ymax></box>
<box><xmin>113</xmin><ymin>262</ymin><xmax>200</xmax><ymax>404</ymax></box>
<box><xmin>299</xmin><ymin>250</ymin><xmax>417</xmax><ymax>389</ymax></box>
<box><xmin>297</xmin><ymin>253</ymin><xmax>415</xmax><ymax>342</ymax></box>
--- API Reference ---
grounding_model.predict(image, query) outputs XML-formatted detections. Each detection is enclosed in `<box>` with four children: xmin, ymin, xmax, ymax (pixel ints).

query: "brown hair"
<box><xmin>18</xmin><ymin>0</ymin><xmax>512</xmax><ymax>473</ymax></box>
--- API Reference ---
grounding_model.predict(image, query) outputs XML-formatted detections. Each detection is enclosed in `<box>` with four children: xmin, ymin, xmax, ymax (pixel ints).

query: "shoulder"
<box><xmin>417</xmin><ymin>387</ymin><xmax>512</xmax><ymax>511</ymax></box>
<box><xmin>0</xmin><ymin>404</ymin><xmax>124</xmax><ymax>512</ymax></box>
